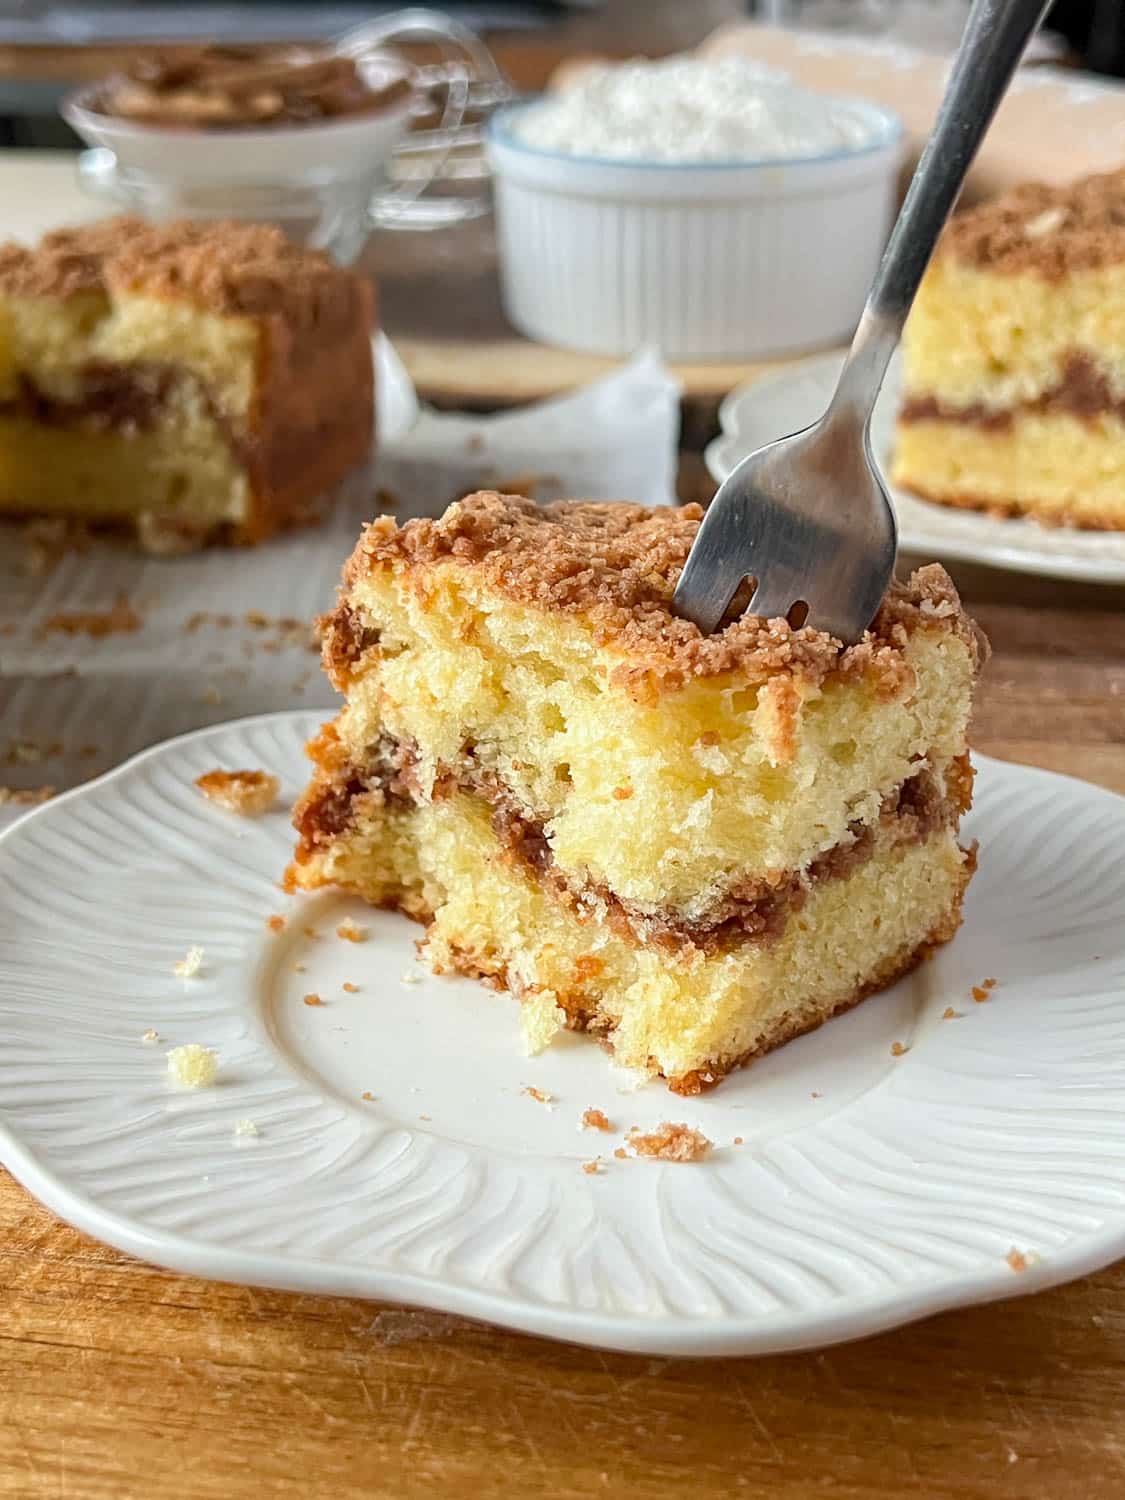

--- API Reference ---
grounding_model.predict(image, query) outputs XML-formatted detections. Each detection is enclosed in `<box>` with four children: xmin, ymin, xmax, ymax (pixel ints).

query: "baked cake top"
<box><xmin>0</xmin><ymin>217</ymin><xmax>370</xmax><ymax>330</ymax></box>
<box><xmin>341</xmin><ymin>492</ymin><xmax>985</xmax><ymax>693</ymax></box>
<box><xmin>940</xmin><ymin>168</ymin><xmax>1125</xmax><ymax>279</ymax></box>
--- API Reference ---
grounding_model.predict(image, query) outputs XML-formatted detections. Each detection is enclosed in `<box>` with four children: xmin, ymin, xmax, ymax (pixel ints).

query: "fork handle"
<box><xmin>827</xmin><ymin>0</ymin><xmax>1054</xmax><ymax>426</ymax></box>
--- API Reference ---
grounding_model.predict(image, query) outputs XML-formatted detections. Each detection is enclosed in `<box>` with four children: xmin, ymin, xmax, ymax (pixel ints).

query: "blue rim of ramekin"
<box><xmin>488</xmin><ymin>95</ymin><xmax>903</xmax><ymax>172</ymax></box>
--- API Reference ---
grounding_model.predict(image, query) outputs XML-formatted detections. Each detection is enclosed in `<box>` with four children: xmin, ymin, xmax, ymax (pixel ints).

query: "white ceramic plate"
<box><xmin>2</xmin><ymin>711</ymin><xmax>1125</xmax><ymax>1357</ymax></box>
<box><xmin>708</xmin><ymin>352</ymin><xmax>1125</xmax><ymax>584</ymax></box>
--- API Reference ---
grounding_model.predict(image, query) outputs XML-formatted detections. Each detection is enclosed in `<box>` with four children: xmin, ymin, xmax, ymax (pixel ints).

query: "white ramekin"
<box><xmin>486</xmin><ymin>99</ymin><xmax>903</xmax><ymax>361</ymax></box>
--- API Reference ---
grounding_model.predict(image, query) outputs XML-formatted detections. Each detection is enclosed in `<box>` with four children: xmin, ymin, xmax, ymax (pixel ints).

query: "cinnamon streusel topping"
<box><xmin>341</xmin><ymin>492</ymin><xmax>986</xmax><ymax>693</ymax></box>
<box><xmin>940</xmin><ymin>168</ymin><xmax>1125</xmax><ymax>278</ymax></box>
<box><xmin>0</xmin><ymin>217</ymin><xmax>369</xmax><ymax>330</ymax></box>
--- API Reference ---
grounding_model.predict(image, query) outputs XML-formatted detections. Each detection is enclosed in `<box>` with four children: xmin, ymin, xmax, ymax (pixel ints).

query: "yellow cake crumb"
<box><xmin>520</xmin><ymin>989</ymin><xmax>565</xmax><ymax>1056</ymax></box>
<box><xmin>166</xmin><ymin>1043</ymin><xmax>218</xmax><ymax>1088</ymax></box>
<box><xmin>141</xmin><ymin>1028</ymin><xmax>160</xmax><ymax>1044</ymax></box>
<box><xmin>234</xmin><ymin>1118</ymin><xmax>258</xmax><ymax>1137</ymax></box>
<box><xmin>173</xmin><ymin>944</ymin><xmax>204</xmax><ymax>978</ymax></box>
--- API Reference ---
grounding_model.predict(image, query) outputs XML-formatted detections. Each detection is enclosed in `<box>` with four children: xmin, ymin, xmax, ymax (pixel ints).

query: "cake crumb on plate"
<box><xmin>342</xmin><ymin>981</ymin><xmax>360</xmax><ymax>993</ymax></box>
<box><xmin>173</xmin><ymin>945</ymin><xmax>204</xmax><ymax>978</ymax></box>
<box><xmin>266</xmin><ymin>914</ymin><xmax>286</xmax><ymax>933</ymax></box>
<box><xmin>890</xmin><ymin>1040</ymin><xmax>909</xmax><ymax>1057</ymax></box>
<box><xmin>141</xmin><ymin>1028</ymin><xmax>160</xmax><ymax>1044</ymax></box>
<box><xmin>234</xmin><ymin>1118</ymin><xmax>258</xmax><ymax>1137</ymax></box>
<box><xmin>1006</xmin><ymin>1247</ymin><xmax>1042</xmax><ymax>1273</ymax></box>
<box><xmin>167</xmin><ymin>1044</ymin><xmax>217</xmax><ymax>1089</ymax></box>
<box><xmin>303</xmin><ymin>992</ymin><xmax>325</xmax><ymax>1007</ymax></box>
<box><xmin>582</xmin><ymin>1158</ymin><xmax>606</xmax><ymax>1176</ymax></box>
<box><xmin>195</xmin><ymin>768</ymin><xmax>279</xmax><ymax>817</ymax></box>
<box><xmin>582</xmin><ymin>1107</ymin><xmax>612</xmax><ymax>1131</ymax></box>
<box><xmin>625</xmin><ymin>1122</ymin><xmax>712</xmax><ymax>1162</ymax></box>
<box><xmin>336</xmin><ymin>919</ymin><xmax>367</xmax><ymax>942</ymax></box>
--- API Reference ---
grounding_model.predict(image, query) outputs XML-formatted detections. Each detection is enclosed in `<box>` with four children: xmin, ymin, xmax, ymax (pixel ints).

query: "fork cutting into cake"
<box><xmin>284</xmin><ymin>0</ymin><xmax>1044</xmax><ymax>1088</ymax></box>
<box><xmin>673</xmin><ymin>0</ymin><xmax>1053</xmax><ymax>645</ymax></box>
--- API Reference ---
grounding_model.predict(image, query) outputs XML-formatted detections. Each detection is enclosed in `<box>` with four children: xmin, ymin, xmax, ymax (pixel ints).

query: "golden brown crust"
<box><xmin>894</xmin><ymin>467</ymin><xmax>1125</xmax><ymax>532</ymax></box>
<box><xmin>939</xmin><ymin>169</ymin><xmax>1125</xmax><ymax>278</ymax></box>
<box><xmin>338</xmin><ymin>493</ymin><xmax>984</xmax><ymax>696</ymax></box>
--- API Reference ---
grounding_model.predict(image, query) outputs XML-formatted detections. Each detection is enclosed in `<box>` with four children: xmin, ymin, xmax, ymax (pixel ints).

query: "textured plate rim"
<box><xmin>2</xmin><ymin>711</ymin><xmax>1124</xmax><ymax>1359</ymax></box>
<box><xmin>706</xmin><ymin>353</ymin><xmax>1125</xmax><ymax>586</ymax></box>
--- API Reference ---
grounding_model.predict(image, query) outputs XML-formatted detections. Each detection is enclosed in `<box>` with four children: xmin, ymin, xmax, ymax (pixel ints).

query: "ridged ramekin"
<box><xmin>486</xmin><ymin>99</ymin><xmax>902</xmax><ymax>361</ymax></box>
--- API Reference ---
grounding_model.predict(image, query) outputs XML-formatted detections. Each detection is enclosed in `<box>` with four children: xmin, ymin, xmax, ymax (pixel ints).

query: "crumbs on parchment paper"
<box><xmin>39</xmin><ymin>593</ymin><xmax>140</xmax><ymax>639</ymax></box>
<box><xmin>0</xmin><ymin>784</ymin><xmax>54</xmax><ymax>806</ymax></box>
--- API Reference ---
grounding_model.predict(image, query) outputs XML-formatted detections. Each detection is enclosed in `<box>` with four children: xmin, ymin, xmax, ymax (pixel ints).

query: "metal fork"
<box><xmin>672</xmin><ymin>0</ymin><xmax>1053</xmax><ymax>644</ymax></box>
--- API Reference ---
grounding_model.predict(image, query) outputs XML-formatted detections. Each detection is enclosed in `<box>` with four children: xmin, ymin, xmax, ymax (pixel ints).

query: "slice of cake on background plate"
<box><xmin>0</xmin><ymin>217</ymin><xmax>374</xmax><ymax>551</ymax></box>
<box><xmin>893</xmin><ymin>168</ymin><xmax>1125</xmax><ymax>530</ymax></box>
<box><xmin>288</xmin><ymin>493</ymin><xmax>985</xmax><ymax>1093</ymax></box>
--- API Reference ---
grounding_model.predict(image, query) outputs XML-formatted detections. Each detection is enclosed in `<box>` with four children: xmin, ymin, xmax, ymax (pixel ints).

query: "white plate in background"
<box><xmin>708</xmin><ymin>352</ymin><xmax>1125</xmax><ymax>584</ymax></box>
<box><xmin>2</xmin><ymin>710</ymin><xmax>1125</xmax><ymax>1357</ymax></box>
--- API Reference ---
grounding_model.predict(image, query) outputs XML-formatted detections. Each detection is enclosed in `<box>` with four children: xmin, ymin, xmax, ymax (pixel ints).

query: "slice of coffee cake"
<box><xmin>288</xmin><ymin>493</ymin><xmax>985</xmax><ymax>1092</ymax></box>
<box><xmin>893</xmin><ymin>169</ymin><xmax>1125</xmax><ymax>529</ymax></box>
<box><xmin>0</xmin><ymin>217</ymin><xmax>374</xmax><ymax>549</ymax></box>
